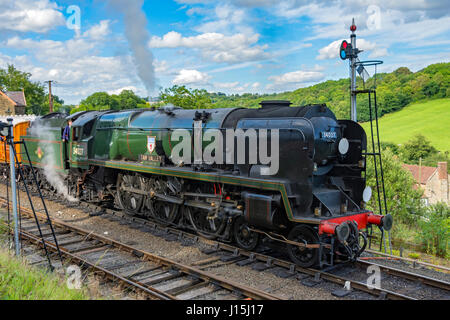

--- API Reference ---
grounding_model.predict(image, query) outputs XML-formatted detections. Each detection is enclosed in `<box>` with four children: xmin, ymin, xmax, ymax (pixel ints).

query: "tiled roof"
<box><xmin>402</xmin><ymin>164</ymin><xmax>437</xmax><ymax>185</ymax></box>
<box><xmin>5</xmin><ymin>91</ymin><xmax>27</xmax><ymax>106</ymax></box>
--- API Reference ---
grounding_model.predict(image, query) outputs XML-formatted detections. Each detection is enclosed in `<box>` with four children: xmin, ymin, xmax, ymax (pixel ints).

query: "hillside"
<box><xmin>361</xmin><ymin>98</ymin><xmax>450</xmax><ymax>152</ymax></box>
<box><xmin>210</xmin><ymin>62</ymin><xmax>450</xmax><ymax>122</ymax></box>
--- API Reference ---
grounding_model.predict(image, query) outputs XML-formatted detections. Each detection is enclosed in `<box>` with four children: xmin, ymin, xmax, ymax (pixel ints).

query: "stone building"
<box><xmin>402</xmin><ymin>162</ymin><xmax>449</xmax><ymax>205</ymax></box>
<box><xmin>0</xmin><ymin>90</ymin><xmax>27</xmax><ymax>115</ymax></box>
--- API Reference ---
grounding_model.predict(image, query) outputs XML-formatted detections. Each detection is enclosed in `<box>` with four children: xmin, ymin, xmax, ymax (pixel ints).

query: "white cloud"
<box><xmin>0</xmin><ymin>0</ymin><xmax>65</xmax><ymax>33</ymax></box>
<box><xmin>316</xmin><ymin>38</ymin><xmax>382</xmax><ymax>60</ymax></box>
<box><xmin>194</xmin><ymin>3</ymin><xmax>251</xmax><ymax>34</ymax></box>
<box><xmin>154</xmin><ymin>60</ymin><xmax>168</xmax><ymax>73</ymax></box>
<box><xmin>269</xmin><ymin>70</ymin><xmax>324</xmax><ymax>85</ymax></box>
<box><xmin>5</xmin><ymin>37</ymin><xmax>96</xmax><ymax>62</ymax></box>
<box><xmin>172</xmin><ymin>69</ymin><xmax>211</xmax><ymax>85</ymax></box>
<box><xmin>1</xmin><ymin>28</ymin><xmax>169</xmax><ymax>103</ymax></box>
<box><xmin>211</xmin><ymin>81</ymin><xmax>262</xmax><ymax>93</ymax></box>
<box><xmin>82</xmin><ymin>20</ymin><xmax>111</xmax><ymax>40</ymax></box>
<box><xmin>317</xmin><ymin>40</ymin><xmax>344</xmax><ymax>61</ymax></box>
<box><xmin>266</xmin><ymin>68</ymin><xmax>325</xmax><ymax>91</ymax></box>
<box><xmin>213</xmin><ymin>81</ymin><xmax>240</xmax><ymax>89</ymax></box>
<box><xmin>369</xmin><ymin>47</ymin><xmax>388</xmax><ymax>58</ymax></box>
<box><xmin>150</xmin><ymin>31</ymin><xmax>268</xmax><ymax>63</ymax></box>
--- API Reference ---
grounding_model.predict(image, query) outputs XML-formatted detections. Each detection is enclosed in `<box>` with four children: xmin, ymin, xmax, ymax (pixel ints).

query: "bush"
<box><xmin>416</xmin><ymin>202</ymin><xmax>450</xmax><ymax>257</ymax></box>
<box><xmin>400</xmin><ymin>134</ymin><xmax>437</xmax><ymax>162</ymax></box>
<box><xmin>365</xmin><ymin>148</ymin><xmax>424</xmax><ymax>224</ymax></box>
<box><xmin>408</xmin><ymin>252</ymin><xmax>420</xmax><ymax>259</ymax></box>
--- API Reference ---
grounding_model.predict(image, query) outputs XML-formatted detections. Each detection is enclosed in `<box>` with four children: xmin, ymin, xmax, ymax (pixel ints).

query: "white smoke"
<box><xmin>108</xmin><ymin>0</ymin><xmax>156</xmax><ymax>95</ymax></box>
<box><xmin>29</xmin><ymin>123</ymin><xmax>77</xmax><ymax>202</ymax></box>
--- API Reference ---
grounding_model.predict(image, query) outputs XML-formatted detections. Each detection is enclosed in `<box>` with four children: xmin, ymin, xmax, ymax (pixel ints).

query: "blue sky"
<box><xmin>0</xmin><ymin>0</ymin><xmax>449</xmax><ymax>104</ymax></box>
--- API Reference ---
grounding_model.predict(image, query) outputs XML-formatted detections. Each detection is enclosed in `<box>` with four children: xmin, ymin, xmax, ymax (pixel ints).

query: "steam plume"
<box><xmin>29</xmin><ymin>125</ymin><xmax>77</xmax><ymax>202</ymax></box>
<box><xmin>108</xmin><ymin>0</ymin><xmax>156</xmax><ymax>94</ymax></box>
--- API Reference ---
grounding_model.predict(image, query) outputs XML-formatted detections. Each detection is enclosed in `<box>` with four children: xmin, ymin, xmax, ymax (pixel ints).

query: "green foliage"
<box><xmin>0</xmin><ymin>249</ymin><xmax>89</xmax><ymax>299</ymax></box>
<box><xmin>365</xmin><ymin>148</ymin><xmax>424</xmax><ymax>224</ymax></box>
<box><xmin>361</xmin><ymin>98</ymin><xmax>450</xmax><ymax>153</ymax></box>
<box><xmin>80</xmin><ymin>92</ymin><xmax>118</xmax><ymax>110</ymax></box>
<box><xmin>372</xmin><ymin>120</ymin><xmax>449</xmax><ymax>173</ymax></box>
<box><xmin>78</xmin><ymin>90</ymin><xmax>147</xmax><ymax>112</ymax></box>
<box><xmin>418</xmin><ymin>152</ymin><xmax>450</xmax><ymax>173</ymax></box>
<box><xmin>400</xmin><ymin>134</ymin><xmax>437</xmax><ymax>162</ymax></box>
<box><xmin>416</xmin><ymin>202</ymin><xmax>450</xmax><ymax>257</ymax></box>
<box><xmin>379</xmin><ymin>141</ymin><xmax>400</xmax><ymax>154</ymax></box>
<box><xmin>160</xmin><ymin>85</ymin><xmax>212</xmax><ymax>109</ymax></box>
<box><xmin>0</xmin><ymin>64</ymin><xmax>69</xmax><ymax>115</ymax></box>
<box><xmin>206</xmin><ymin>62</ymin><xmax>450</xmax><ymax>122</ymax></box>
<box><xmin>112</xmin><ymin>90</ymin><xmax>147</xmax><ymax>110</ymax></box>
<box><xmin>408</xmin><ymin>252</ymin><xmax>420</xmax><ymax>259</ymax></box>
<box><xmin>0</xmin><ymin>64</ymin><xmax>46</xmax><ymax>114</ymax></box>
<box><xmin>69</xmin><ymin>104</ymin><xmax>100</xmax><ymax>115</ymax></box>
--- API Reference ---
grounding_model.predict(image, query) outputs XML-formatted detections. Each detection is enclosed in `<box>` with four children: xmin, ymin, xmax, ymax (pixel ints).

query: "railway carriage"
<box><xmin>0</xmin><ymin>121</ymin><xmax>30</xmax><ymax>165</ymax></box>
<box><xmin>1</xmin><ymin>100</ymin><xmax>393</xmax><ymax>268</ymax></box>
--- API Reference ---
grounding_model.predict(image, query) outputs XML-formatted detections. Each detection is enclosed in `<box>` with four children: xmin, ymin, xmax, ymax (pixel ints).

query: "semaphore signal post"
<box><xmin>339</xmin><ymin>19</ymin><xmax>391</xmax><ymax>253</ymax></box>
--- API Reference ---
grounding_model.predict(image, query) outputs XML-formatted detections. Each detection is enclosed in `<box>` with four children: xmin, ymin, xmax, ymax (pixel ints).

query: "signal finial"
<box><xmin>350</xmin><ymin>18</ymin><xmax>356</xmax><ymax>33</ymax></box>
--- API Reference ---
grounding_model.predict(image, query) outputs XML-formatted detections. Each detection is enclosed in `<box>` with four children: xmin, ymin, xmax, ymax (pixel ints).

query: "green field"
<box><xmin>361</xmin><ymin>98</ymin><xmax>450</xmax><ymax>152</ymax></box>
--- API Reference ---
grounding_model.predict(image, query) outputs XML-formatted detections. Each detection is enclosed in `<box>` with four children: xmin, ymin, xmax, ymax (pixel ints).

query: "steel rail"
<box><xmin>12</xmin><ymin>225</ymin><xmax>175</xmax><ymax>300</ymax></box>
<box><xmin>3</xmin><ymin>192</ymin><xmax>448</xmax><ymax>300</ymax></box>
<box><xmin>365</xmin><ymin>249</ymin><xmax>450</xmax><ymax>273</ymax></box>
<box><xmin>1</xmin><ymin>196</ymin><xmax>414</xmax><ymax>300</ymax></box>
<box><xmin>211</xmin><ymin>239</ymin><xmax>416</xmax><ymax>300</ymax></box>
<box><xmin>92</xmin><ymin>203</ymin><xmax>450</xmax><ymax>297</ymax></box>
<box><xmin>3</xmin><ymin>178</ymin><xmax>449</xmax><ymax>275</ymax></box>
<box><xmin>90</xmin><ymin>205</ymin><xmax>429</xmax><ymax>300</ymax></box>
<box><xmin>356</xmin><ymin>259</ymin><xmax>450</xmax><ymax>291</ymax></box>
<box><xmin>0</xmin><ymin>197</ymin><xmax>282</xmax><ymax>301</ymax></box>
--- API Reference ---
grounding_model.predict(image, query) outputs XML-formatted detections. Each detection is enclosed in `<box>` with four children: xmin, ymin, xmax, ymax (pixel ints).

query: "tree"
<box><xmin>417</xmin><ymin>202</ymin><xmax>449</xmax><ymax>257</ymax></box>
<box><xmin>39</xmin><ymin>94</ymin><xmax>65</xmax><ymax>114</ymax></box>
<box><xmin>0</xmin><ymin>64</ymin><xmax>46</xmax><ymax>113</ymax></box>
<box><xmin>422</xmin><ymin>80</ymin><xmax>440</xmax><ymax>97</ymax></box>
<box><xmin>113</xmin><ymin>90</ymin><xmax>147</xmax><ymax>110</ymax></box>
<box><xmin>159</xmin><ymin>85</ymin><xmax>212</xmax><ymax>109</ymax></box>
<box><xmin>365</xmin><ymin>148</ymin><xmax>424</xmax><ymax>224</ymax></box>
<box><xmin>78</xmin><ymin>90</ymin><xmax>147</xmax><ymax>111</ymax></box>
<box><xmin>401</xmin><ymin>134</ymin><xmax>438</xmax><ymax>162</ymax></box>
<box><xmin>80</xmin><ymin>92</ymin><xmax>118</xmax><ymax>110</ymax></box>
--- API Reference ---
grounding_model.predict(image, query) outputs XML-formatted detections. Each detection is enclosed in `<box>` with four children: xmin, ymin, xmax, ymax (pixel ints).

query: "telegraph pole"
<box><xmin>46</xmin><ymin>80</ymin><xmax>54</xmax><ymax>113</ymax></box>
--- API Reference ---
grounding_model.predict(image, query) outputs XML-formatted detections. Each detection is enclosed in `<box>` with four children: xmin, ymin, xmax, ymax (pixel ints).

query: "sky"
<box><xmin>0</xmin><ymin>0</ymin><xmax>449</xmax><ymax>105</ymax></box>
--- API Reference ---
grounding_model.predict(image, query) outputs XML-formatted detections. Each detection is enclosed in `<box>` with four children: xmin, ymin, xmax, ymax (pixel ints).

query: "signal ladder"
<box><xmin>357</xmin><ymin>88</ymin><xmax>392</xmax><ymax>254</ymax></box>
<box><xmin>2</xmin><ymin>138</ymin><xmax>62</xmax><ymax>269</ymax></box>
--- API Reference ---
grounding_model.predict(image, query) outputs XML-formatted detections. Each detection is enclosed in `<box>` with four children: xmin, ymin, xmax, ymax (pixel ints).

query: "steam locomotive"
<box><xmin>1</xmin><ymin>100</ymin><xmax>392</xmax><ymax>268</ymax></box>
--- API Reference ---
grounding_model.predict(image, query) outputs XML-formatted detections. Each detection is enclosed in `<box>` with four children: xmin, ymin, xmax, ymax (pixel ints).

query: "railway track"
<box><xmin>82</xmin><ymin>201</ymin><xmax>449</xmax><ymax>298</ymax></box>
<box><xmin>1</xmin><ymin>193</ymin><xmax>449</xmax><ymax>300</ymax></box>
<box><xmin>0</xmin><ymin>198</ymin><xmax>281</xmax><ymax>300</ymax></box>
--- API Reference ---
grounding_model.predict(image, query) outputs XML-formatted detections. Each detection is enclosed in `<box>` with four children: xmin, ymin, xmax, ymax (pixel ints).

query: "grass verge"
<box><xmin>0</xmin><ymin>247</ymin><xmax>90</xmax><ymax>300</ymax></box>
